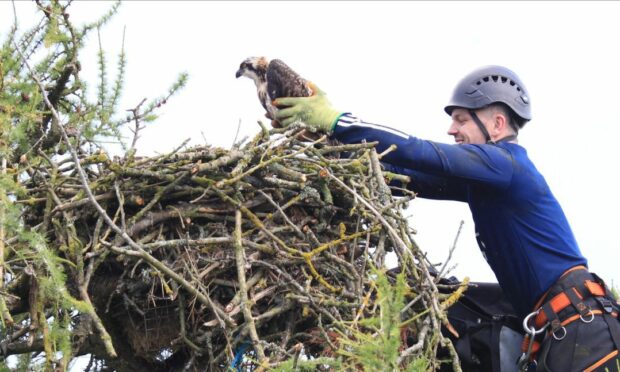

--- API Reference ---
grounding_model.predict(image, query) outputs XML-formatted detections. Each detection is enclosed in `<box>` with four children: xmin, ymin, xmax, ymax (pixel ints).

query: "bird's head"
<box><xmin>235</xmin><ymin>56</ymin><xmax>269</xmax><ymax>82</ymax></box>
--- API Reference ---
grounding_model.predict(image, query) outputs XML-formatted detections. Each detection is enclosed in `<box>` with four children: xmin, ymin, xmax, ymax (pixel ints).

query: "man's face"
<box><xmin>447</xmin><ymin>108</ymin><xmax>487</xmax><ymax>145</ymax></box>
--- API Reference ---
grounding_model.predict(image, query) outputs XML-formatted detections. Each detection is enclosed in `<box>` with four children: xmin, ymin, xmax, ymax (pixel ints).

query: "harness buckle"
<box><xmin>596</xmin><ymin>297</ymin><xmax>614</xmax><ymax>314</ymax></box>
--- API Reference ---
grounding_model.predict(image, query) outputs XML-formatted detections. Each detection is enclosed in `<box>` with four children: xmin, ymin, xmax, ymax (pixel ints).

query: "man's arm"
<box><xmin>274</xmin><ymin>84</ymin><xmax>515</xmax><ymax>190</ymax></box>
<box><xmin>335</xmin><ymin>114</ymin><xmax>515</xmax><ymax>190</ymax></box>
<box><xmin>382</xmin><ymin>162</ymin><xmax>468</xmax><ymax>201</ymax></box>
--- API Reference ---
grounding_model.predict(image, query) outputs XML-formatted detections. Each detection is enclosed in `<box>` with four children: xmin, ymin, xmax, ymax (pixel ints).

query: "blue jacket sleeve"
<box><xmin>332</xmin><ymin>114</ymin><xmax>515</xmax><ymax>190</ymax></box>
<box><xmin>382</xmin><ymin>163</ymin><xmax>468</xmax><ymax>201</ymax></box>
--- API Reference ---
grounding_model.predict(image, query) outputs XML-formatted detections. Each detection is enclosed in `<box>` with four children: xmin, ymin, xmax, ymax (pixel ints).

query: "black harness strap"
<box><xmin>490</xmin><ymin>319</ymin><xmax>502</xmax><ymax>371</ymax></box>
<box><xmin>589</xmin><ymin>274</ymin><xmax>620</xmax><ymax>350</ymax></box>
<box><xmin>541</xmin><ymin>302</ymin><xmax>563</xmax><ymax>334</ymax></box>
<box><xmin>564</xmin><ymin>288</ymin><xmax>591</xmax><ymax>318</ymax></box>
<box><xmin>601</xmin><ymin>308</ymin><xmax>620</xmax><ymax>350</ymax></box>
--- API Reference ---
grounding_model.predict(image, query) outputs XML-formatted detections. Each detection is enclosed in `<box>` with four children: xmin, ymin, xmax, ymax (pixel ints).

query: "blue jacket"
<box><xmin>332</xmin><ymin>114</ymin><xmax>587</xmax><ymax>316</ymax></box>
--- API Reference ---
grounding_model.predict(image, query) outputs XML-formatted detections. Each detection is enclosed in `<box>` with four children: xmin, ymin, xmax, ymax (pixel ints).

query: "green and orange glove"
<box><xmin>273</xmin><ymin>82</ymin><xmax>344</xmax><ymax>133</ymax></box>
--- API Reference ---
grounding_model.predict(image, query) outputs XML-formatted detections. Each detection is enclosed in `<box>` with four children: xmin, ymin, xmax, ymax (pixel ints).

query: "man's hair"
<box><xmin>488</xmin><ymin>103</ymin><xmax>525</xmax><ymax>134</ymax></box>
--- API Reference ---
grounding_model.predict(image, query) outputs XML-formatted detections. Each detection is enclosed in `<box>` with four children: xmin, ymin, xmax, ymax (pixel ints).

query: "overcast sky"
<box><xmin>3</xmin><ymin>1</ymin><xmax>619</xmax><ymax>289</ymax></box>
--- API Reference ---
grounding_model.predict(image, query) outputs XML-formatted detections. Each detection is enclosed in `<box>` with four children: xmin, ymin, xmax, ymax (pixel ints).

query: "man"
<box><xmin>273</xmin><ymin>65</ymin><xmax>620</xmax><ymax>371</ymax></box>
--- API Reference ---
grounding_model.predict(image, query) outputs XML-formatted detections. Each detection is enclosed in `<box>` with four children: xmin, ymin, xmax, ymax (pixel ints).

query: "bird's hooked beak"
<box><xmin>235</xmin><ymin>68</ymin><xmax>244</xmax><ymax>78</ymax></box>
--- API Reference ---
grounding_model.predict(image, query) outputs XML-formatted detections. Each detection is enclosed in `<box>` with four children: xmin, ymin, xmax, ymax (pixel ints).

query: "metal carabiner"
<box><xmin>518</xmin><ymin>337</ymin><xmax>539</xmax><ymax>372</ymax></box>
<box><xmin>522</xmin><ymin>310</ymin><xmax>549</xmax><ymax>335</ymax></box>
<box><xmin>518</xmin><ymin>310</ymin><xmax>549</xmax><ymax>372</ymax></box>
<box><xmin>518</xmin><ymin>354</ymin><xmax>533</xmax><ymax>372</ymax></box>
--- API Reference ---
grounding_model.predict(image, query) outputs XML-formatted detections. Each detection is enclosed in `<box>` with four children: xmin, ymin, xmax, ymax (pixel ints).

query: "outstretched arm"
<box><xmin>382</xmin><ymin>163</ymin><xmax>468</xmax><ymax>201</ymax></box>
<box><xmin>334</xmin><ymin>114</ymin><xmax>515</xmax><ymax>190</ymax></box>
<box><xmin>274</xmin><ymin>83</ymin><xmax>515</xmax><ymax>190</ymax></box>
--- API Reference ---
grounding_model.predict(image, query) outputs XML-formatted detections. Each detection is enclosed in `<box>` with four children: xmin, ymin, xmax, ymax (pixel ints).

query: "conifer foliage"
<box><xmin>0</xmin><ymin>2</ymin><xmax>463</xmax><ymax>371</ymax></box>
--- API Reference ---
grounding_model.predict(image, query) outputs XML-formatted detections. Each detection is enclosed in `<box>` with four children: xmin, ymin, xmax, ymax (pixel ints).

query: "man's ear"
<box><xmin>494</xmin><ymin>112</ymin><xmax>507</xmax><ymax>132</ymax></box>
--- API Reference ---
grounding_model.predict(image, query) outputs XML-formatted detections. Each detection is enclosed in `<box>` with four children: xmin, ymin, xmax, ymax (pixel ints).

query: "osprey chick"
<box><xmin>236</xmin><ymin>57</ymin><xmax>313</xmax><ymax>121</ymax></box>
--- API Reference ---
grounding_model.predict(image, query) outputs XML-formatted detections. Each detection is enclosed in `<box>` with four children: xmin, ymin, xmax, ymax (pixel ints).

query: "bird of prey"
<box><xmin>235</xmin><ymin>57</ymin><xmax>313</xmax><ymax>123</ymax></box>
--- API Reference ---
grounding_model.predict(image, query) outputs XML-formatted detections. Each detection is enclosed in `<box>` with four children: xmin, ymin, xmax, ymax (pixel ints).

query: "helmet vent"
<box><xmin>478</xmin><ymin>75</ymin><xmax>514</xmax><ymax>85</ymax></box>
<box><xmin>473</xmin><ymin>74</ymin><xmax>526</xmax><ymax>101</ymax></box>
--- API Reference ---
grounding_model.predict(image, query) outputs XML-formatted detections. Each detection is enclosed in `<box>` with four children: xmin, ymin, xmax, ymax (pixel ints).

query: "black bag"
<box><xmin>439</xmin><ymin>279</ymin><xmax>524</xmax><ymax>372</ymax></box>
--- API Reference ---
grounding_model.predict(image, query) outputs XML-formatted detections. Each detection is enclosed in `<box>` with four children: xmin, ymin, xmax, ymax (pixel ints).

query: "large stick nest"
<box><xmin>10</xmin><ymin>125</ymin><xmax>461</xmax><ymax>371</ymax></box>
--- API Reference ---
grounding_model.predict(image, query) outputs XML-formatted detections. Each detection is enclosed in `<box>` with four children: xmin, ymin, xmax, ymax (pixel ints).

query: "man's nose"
<box><xmin>447</xmin><ymin>122</ymin><xmax>458</xmax><ymax>135</ymax></box>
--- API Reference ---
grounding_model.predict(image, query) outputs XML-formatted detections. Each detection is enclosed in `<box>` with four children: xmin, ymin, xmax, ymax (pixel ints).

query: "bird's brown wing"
<box><xmin>266</xmin><ymin>59</ymin><xmax>312</xmax><ymax>101</ymax></box>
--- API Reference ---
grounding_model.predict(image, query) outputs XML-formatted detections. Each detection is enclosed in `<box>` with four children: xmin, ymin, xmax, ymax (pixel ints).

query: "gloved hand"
<box><xmin>273</xmin><ymin>82</ymin><xmax>343</xmax><ymax>133</ymax></box>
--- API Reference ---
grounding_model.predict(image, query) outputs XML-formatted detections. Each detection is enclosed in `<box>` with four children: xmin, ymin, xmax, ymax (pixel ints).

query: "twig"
<box><xmin>233</xmin><ymin>209</ymin><xmax>267</xmax><ymax>364</ymax></box>
<box><xmin>231</xmin><ymin>118</ymin><xmax>242</xmax><ymax>149</ymax></box>
<box><xmin>397</xmin><ymin>318</ymin><xmax>430</xmax><ymax>364</ymax></box>
<box><xmin>257</xmin><ymin>190</ymin><xmax>304</xmax><ymax>239</ymax></box>
<box><xmin>215</xmin><ymin>134</ymin><xmax>327</xmax><ymax>188</ymax></box>
<box><xmin>325</xmin><ymin>169</ymin><xmax>414</xmax><ymax>263</ymax></box>
<box><xmin>113</xmin><ymin>181</ymin><xmax>127</xmax><ymax>232</ymax></box>
<box><xmin>437</xmin><ymin>220</ymin><xmax>464</xmax><ymax>280</ymax></box>
<box><xmin>117</xmin><ymin>237</ymin><xmax>233</xmax><ymax>251</ymax></box>
<box><xmin>127</xmin><ymin>98</ymin><xmax>147</xmax><ymax>153</ymax></box>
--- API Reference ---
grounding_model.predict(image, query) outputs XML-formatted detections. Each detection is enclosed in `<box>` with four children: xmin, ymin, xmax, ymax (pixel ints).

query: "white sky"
<box><xmin>3</xmin><ymin>1</ymin><xmax>619</xmax><ymax>290</ymax></box>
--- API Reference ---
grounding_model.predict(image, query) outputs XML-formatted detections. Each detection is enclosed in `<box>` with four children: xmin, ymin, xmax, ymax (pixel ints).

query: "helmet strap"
<box><xmin>469</xmin><ymin>110</ymin><xmax>494</xmax><ymax>144</ymax></box>
<box><xmin>497</xmin><ymin>134</ymin><xmax>518</xmax><ymax>143</ymax></box>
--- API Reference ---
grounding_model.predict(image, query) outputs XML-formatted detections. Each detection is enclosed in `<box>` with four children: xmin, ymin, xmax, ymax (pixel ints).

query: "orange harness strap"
<box><xmin>533</xmin><ymin>280</ymin><xmax>606</xmax><ymax>328</ymax></box>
